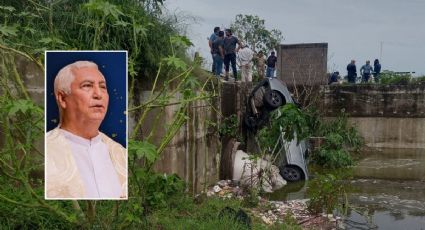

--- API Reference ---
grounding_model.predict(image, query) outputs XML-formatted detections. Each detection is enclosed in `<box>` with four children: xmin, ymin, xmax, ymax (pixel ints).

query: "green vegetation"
<box><xmin>311</xmin><ymin>113</ymin><xmax>363</xmax><ymax>169</ymax></box>
<box><xmin>219</xmin><ymin>114</ymin><xmax>240</xmax><ymax>138</ymax></box>
<box><xmin>146</xmin><ymin>195</ymin><xmax>302</xmax><ymax>230</ymax></box>
<box><xmin>258</xmin><ymin>104</ymin><xmax>362</xmax><ymax>169</ymax></box>
<box><xmin>377</xmin><ymin>71</ymin><xmax>425</xmax><ymax>85</ymax></box>
<box><xmin>0</xmin><ymin>0</ymin><xmax>221</xmax><ymax>228</ymax></box>
<box><xmin>379</xmin><ymin>71</ymin><xmax>411</xmax><ymax>85</ymax></box>
<box><xmin>307</xmin><ymin>173</ymin><xmax>349</xmax><ymax>214</ymax></box>
<box><xmin>230</xmin><ymin>14</ymin><xmax>283</xmax><ymax>53</ymax></box>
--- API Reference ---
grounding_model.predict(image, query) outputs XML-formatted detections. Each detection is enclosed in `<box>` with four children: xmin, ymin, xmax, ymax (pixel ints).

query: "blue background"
<box><xmin>46</xmin><ymin>51</ymin><xmax>127</xmax><ymax>147</ymax></box>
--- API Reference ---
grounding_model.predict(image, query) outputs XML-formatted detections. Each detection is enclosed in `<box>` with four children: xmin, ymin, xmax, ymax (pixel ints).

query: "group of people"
<box><xmin>347</xmin><ymin>59</ymin><xmax>381</xmax><ymax>83</ymax></box>
<box><xmin>329</xmin><ymin>59</ymin><xmax>382</xmax><ymax>84</ymax></box>
<box><xmin>208</xmin><ymin>27</ymin><xmax>278</xmax><ymax>82</ymax></box>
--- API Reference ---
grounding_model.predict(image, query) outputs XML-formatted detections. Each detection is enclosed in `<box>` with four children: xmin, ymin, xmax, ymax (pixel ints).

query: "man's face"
<box><xmin>225</xmin><ymin>31</ymin><xmax>230</xmax><ymax>37</ymax></box>
<box><xmin>63</xmin><ymin>67</ymin><xmax>109</xmax><ymax>123</ymax></box>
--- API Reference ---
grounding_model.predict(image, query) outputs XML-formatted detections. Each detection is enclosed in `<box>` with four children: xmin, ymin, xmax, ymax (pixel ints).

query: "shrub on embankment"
<box><xmin>258</xmin><ymin>105</ymin><xmax>363</xmax><ymax>169</ymax></box>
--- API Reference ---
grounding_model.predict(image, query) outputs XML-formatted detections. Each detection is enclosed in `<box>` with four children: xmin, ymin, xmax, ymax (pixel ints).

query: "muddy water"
<box><xmin>269</xmin><ymin>148</ymin><xmax>425</xmax><ymax>229</ymax></box>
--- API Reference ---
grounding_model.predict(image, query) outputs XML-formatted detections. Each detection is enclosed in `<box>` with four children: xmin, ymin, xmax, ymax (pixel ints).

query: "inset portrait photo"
<box><xmin>45</xmin><ymin>51</ymin><xmax>128</xmax><ymax>200</ymax></box>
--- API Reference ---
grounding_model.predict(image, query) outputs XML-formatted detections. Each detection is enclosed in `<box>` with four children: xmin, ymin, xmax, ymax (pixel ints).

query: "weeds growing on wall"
<box><xmin>0</xmin><ymin>0</ymin><xmax>222</xmax><ymax>228</ymax></box>
<box><xmin>378</xmin><ymin>71</ymin><xmax>425</xmax><ymax>85</ymax></box>
<box><xmin>379</xmin><ymin>71</ymin><xmax>411</xmax><ymax>85</ymax></box>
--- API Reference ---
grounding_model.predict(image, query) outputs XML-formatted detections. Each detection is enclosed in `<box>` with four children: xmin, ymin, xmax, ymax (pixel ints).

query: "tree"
<box><xmin>230</xmin><ymin>14</ymin><xmax>283</xmax><ymax>53</ymax></box>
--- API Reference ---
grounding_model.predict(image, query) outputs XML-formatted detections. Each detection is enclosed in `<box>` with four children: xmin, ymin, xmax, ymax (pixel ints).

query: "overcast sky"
<box><xmin>165</xmin><ymin>0</ymin><xmax>425</xmax><ymax>76</ymax></box>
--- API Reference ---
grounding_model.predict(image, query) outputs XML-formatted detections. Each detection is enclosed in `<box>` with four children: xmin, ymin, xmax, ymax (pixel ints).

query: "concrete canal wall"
<box><xmin>320</xmin><ymin>84</ymin><xmax>425</xmax><ymax>149</ymax></box>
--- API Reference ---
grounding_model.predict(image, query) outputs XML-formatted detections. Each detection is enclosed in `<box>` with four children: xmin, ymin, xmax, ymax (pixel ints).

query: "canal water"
<box><xmin>269</xmin><ymin>148</ymin><xmax>425</xmax><ymax>230</ymax></box>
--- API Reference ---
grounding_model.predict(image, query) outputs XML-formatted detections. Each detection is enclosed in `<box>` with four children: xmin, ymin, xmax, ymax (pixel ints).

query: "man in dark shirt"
<box><xmin>373</xmin><ymin>59</ymin><xmax>381</xmax><ymax>83</ymax></box>
<box><xmin>346</xmin><ymin>60</ymin><xmax>357</xmax><ymax>83</ymax></box>
<box><xmin>266</xmin><ymin>51</ymin><xmax>277</xmax><ymax>78</ymax></box>
<box><xmin>211</xmin><ymin>31</ymin><xmax>225</xmax><ymax>77</ymax></box>
<box><xmin>223</xmin><ymin>29</ymin><xmax>241</xmax><ymax>80</ymax></box>
<box><xmin>328</xmin><ymin>71</ymin><xmax>340</xmax><ymax>85</ymax></box>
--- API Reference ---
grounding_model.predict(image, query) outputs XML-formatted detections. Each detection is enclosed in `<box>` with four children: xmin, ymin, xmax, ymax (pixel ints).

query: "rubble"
<box><xmin>206</xmin><ymin>180</ymin><xmax>340</xmax><ymax>229</ymax></box>
<box><xmin>232</xmin><ymin>150</ymin><xmax>287</xmax><ymax>193</ymax></box>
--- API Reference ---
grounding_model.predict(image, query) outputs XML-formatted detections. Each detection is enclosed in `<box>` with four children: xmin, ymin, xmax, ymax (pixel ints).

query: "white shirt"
<box><xmin>61</xmin><ymin>129</ymin><xmax>122</xmax><ymax>198</ymax></box>
<box><xmin>238</xmin><ymin>47</ymin><xmax>254</xmax><ymax>66</ymax></box>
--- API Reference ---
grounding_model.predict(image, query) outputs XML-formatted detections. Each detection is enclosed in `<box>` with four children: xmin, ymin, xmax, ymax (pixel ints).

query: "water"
<box><xmin>269</xmin><ymin>148</ymin><xmax>425</xmax><ymax>229</ymax></box>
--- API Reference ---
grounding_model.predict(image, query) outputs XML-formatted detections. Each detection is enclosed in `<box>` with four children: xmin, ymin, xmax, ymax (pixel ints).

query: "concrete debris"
<box><xmin>206</xmin><ymin>180</ymin><xmax>340</xmax><ymax>229</ymax></box>
<box><xmin>233</xmin><ymin>150</ymin><xmax>287</xmax><ymax>193</ymax></box>
<box><xmin>213</xmin><ymin>185</ymin><xmax>222</xmax><ymax>193</ymax></box>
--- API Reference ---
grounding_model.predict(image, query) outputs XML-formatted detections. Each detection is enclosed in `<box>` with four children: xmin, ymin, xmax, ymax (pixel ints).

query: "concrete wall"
<box><xmin>320</xmin><ymin>84</ymin><xmax>425</xmax><ymax>149</ymax></box>
<box><xmin>132</xmin><ymin>90</ymin><xmax>221</xmax><ymax>193</ymax></box>
<box><xmin>0</xmin><ymin>52</ymin><xmax>44</xmax><ymax>154</ymax></box>
<box><xmin>219</xmin><ymin>82</ymin><xmax>254</xmax><ymax>179</ymax></box>
<box><xmin>0</xmin><ymin>52</ymin><xmax>44</xmax><ymax>106</ymax></box>
<box><xmin>277</xmin><ymin>43</ymin><xmax>328</xmax><ymax>86</ymax></box>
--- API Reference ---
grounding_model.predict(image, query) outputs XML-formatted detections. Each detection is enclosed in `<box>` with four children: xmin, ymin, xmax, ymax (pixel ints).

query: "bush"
<box><xmin>412</xmin><ymin>75</ymin><xmax>425</xmax><ymax>84</ymax></box>
<box><xmin>379</xmin><ymin>71</ymin><xmax>411</xmax><ymax>85</ymax></box>
<box><xmin>309</xmin><ymin>113</ymin><xmax>362</xmax><ymax>168</ymax></box>
<box><xmin>313</xmin><ymin>148</ymin><xmax>353</xmax><ymax>169</ymax></box>
<box><xmin>307</xmin><ymin>174</ymin><xmax>348</xmax><ymax>214</ymax></box>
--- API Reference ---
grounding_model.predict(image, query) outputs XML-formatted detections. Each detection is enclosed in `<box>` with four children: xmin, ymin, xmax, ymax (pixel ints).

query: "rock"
<box><xmin>217</xmin><ymin>180</ymin><xmax>228</xmax><ymax>187</ymax></box>
<box><xmin>337</xmin><ymin>221</ymin><xmax>346</xmax><ymax>229</ymax></box>
<box><xmin>269</xmin><ymin>165</ymin><xmax>287</xmax><ymax>190</ymax></box>
<box><xmin>207</xmin><ymin>190</ymin><xmax>214</xmax><ymax>197</ymax></box>
<box><xmin>213</xmin><ymin>185</ymin><xmax>222</xmax><ymax>193</ymax></box>
<box><xmin>261</xmin><ymin>216</ymin><xmax>273</xmax><ymax>225</ymax></box>
<box><xmin>218</xmin><ymin>190</ymin><xmax>226</xmax><ymax>196</ymax></box>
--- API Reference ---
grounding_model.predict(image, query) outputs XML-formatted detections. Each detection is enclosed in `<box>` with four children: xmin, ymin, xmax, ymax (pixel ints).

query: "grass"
<box><xmin>145</xmin><ymin>195</ymin><xmax>301</xmax><ymax>230</ymax></box>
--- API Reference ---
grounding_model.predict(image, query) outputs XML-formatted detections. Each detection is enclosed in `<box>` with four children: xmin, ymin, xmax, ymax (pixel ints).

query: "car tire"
<box><xmin>280</xmin><ymin>165</ymin><xmax>304</xmax><ymax>182</ymax></box>
<box><xmin>264</xmin><ymin>89</ymin><xmax>284</xmax><ymax>109</ymax></box>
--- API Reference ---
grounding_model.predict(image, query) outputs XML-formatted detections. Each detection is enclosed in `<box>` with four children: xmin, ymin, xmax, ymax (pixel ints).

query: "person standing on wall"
<box><xmin>360</xmin><ymin>60</ymin><xmax>374</xmax><ymax>83</ymax></box>
<box><xmin>223</xmin><ymin>29</ymin><xmax>241</xmax><ymax>81</ymax></box>
<box><xmin>237</xmin><ymin>43</ymin><xmax>254</xmax><ymax>82</ymax></box>
<box><xmin>255</xmin><ymin>51</ymin><xmax>266</xmax><ymax>80</ymax></box>
<box><xmin>373</xmin><ymin>59</ymin><xmax>381</xmax><ymax>83</ymax></box>
<box><xmin>346</xmin><ymin>60</ymin><xmax>357</xmax><ymax>83</ymax></box>
<box><xmin>211</xmin><ymin>31</ymin><xmax>225</xmax><ymax>77</ymax></box>
<box><xmin>208</xmin><ymin>27</ymin><xmax>220</xmax><ymax>73</ymax></box>
<box><xmin>266</xmin><ymin>51</ymin><xmax>277</xmax><ymax>78</ymax></box>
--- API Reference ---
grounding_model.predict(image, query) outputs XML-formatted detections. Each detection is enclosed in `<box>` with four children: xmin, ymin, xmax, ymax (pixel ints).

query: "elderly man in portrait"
<box><xmin>46</xmin><ymin>61</ymin><xmax>127</xmax><ymax>199</ymax></box>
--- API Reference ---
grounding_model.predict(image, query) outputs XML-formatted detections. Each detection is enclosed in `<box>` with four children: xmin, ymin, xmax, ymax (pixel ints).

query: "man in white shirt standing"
<box><xmin>237</xmin><ymin>43</ymin><xmax>254</xmax><ymax>82</ymax></box>
<box><xmin>46</xmin><ymin>61</ymin><xmax>127</xmax><ymax>199</ymax></box>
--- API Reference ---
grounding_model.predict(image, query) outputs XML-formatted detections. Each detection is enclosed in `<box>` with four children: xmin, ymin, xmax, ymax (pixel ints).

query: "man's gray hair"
<box><xmin>54</xmin><ymin>61</ymin><xmax>98</xmax><ymax>95</ymax></box>
<box><xmin>54</xmin><ymin>61</ymin><xmax>99</xmax><ymax>125</ymax></box>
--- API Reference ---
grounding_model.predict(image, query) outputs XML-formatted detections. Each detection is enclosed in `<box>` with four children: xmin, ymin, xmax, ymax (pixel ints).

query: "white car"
<box><xmin>244</xmin><ymin>78</ymin><xmax>309</xmax><ymax>182</ymax></box>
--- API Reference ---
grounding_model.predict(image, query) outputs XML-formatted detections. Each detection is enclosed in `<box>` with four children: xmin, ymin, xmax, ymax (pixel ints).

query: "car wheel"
<box><xmin>280</xmin><ymin>165</ymin><xmax>304</xmax><ymax>182</ymax></box>
<box><xmin>264</xmin><ymin>90</ymin><xmax>284</xmax><ymax>109</ymax></box>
